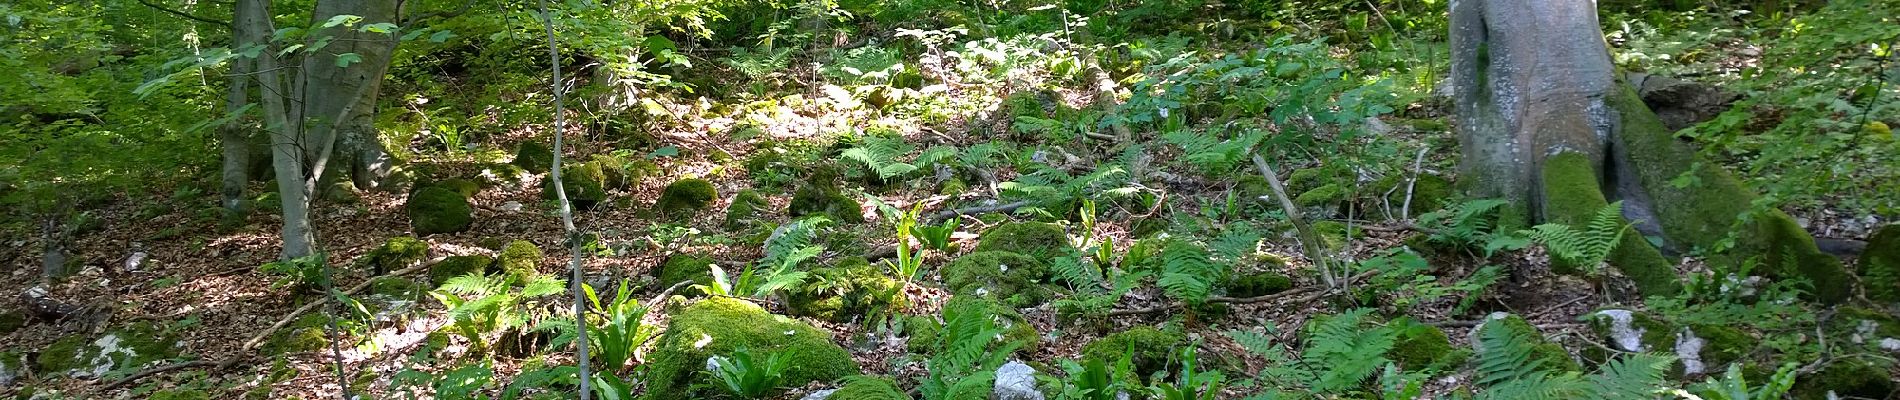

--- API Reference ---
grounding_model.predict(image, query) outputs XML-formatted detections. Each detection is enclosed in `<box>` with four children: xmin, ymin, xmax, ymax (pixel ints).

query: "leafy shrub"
<box><xmin>918</xmin><ymin>295</ymin><xmax>1026</xmax><ymax>400</ymax></box>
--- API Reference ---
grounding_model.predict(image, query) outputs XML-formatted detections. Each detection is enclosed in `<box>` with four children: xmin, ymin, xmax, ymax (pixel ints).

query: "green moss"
<box><xmin>1688</xmin><ymin>324</ymin><xmax>1751</xmax><ymax>370</ymax></box>
<box><xmin>789</xmin><ymin>184</ymin><xmax>865</xmax><ymax>223</ymax></box>
<box><xmin>1286</xmin><ymin>167</ymin><xmax>1337</xmax><ymax>194</ymax></box>
<box><xmin>1606</xmin><ymin>81</ymin><xmax>1849</xmax><ymax>303</ymax></box>
<box><xmin>1224</xmin><ymin>272</ymin><xmax>1292</xmax><ymax>298</ymax></box>
<box><xmin>542</xmin><ymin>162</ymin><xmax>608</xmax><ymax>210</ymax></box>
<box><xmin>1368</xmin><ymin>173</ymin><xmax>1451</xmax><ymax>216</ymax></box>
<box><xmin>1481</xmin><ymin>315</ymin><xmax>1581</xmax><ymax>373</ymax></box>
<box><xmin>1236</xmin><ymin>174</ymin><xmax>1273</xmax><ymax>203</ymax></box>
<box><xmin>785</xmin><ymin>261</ymin><xmax>903</xmax><ymax>322</ymax></box>
<box><xmin>513</xmin><ymin>141</ymin><xmax>553</xmax><ymax>173</ymax></box>
<box><xmin>1540</xmin><ymin>152</ymin><xmax>1681</xmax><ymax>297</ymax></box>
<box><xmin>429</xmin><ymin>255</ymin><xmax>494</xmax><ymax>286</ymax></box>
<box><xmin>476</xmin><ymin>163</ymin><xmax>530</xmax><ymax>187</ymax></box>
<box><xmin>407</xmin><ymin>187</ymin><xmax>473</xmax><ymax>235</ymax></box>
<box><xmin>830</xmin><ymin>376</ymin><xmax>913</xmax><ymax>400</ymax></box>
<box><xmin>941</xmin><ymin>251</ymin><xmax>1053</xmax><ymax>308</ymax></box>
<box><xmin>1792</xmin><ymin>359</ymin><xmax>1895</xmax><ymax>400</ymax></box>
<box><xmin>904</xmin><ymin>314</ymin><xmax>942</xmax><ymax>354</ymax></box>
<box><xmin>913</xmin><ymin>296</ymin><xmax>1039</xmax><ymax>354</ymax></box>
<box><xmin>433</xmin><ymin>178</ymin><xmax>482</xmax><ymax>198</ymax></box>
<box><xmin>149</xmin><ymin>389</ymin><xmax>210</xmax><ymax>400</ymax></box>
<box><xmin>1857</xmin><ymin>225</ymin><xmax>1900</xmax><ymax>302</ymax></box>
<box><xmin>971</xmin><ymin>222</ymin><xmax>1072</xmax><ymax>259</ymax></box>
<box><xmin>362</xmin><ymin>236</ymin><xmax>429</xmax><ymax>272</ymax></box>
<box><xmin>590</xmin><ymin>154</ymin><xmax>632</xmax><ymax>190</ymax></box>
<box><xmin>1080</xmin><ymin>327</ymin><xmax>1184</xmax><ymax>381</ymax></box>
<box><xmin>37</xmin><ymin>334</ymin><xmax>87</xmax><ymax>374</ymax></box>
<box><xmin>368</xmin><ymin>276</ymin><xmax>423</xmax><ymax>299</ymax></box>
<box><xmin>1311</xmin><ymin>220</ymin><xmax>1359</xmax><ymax>251</ymax></box>
<box><xmin>1388</xmin><ymin>320</ymin><xmax>1459</xmax><ymax>371</ymax></box>
<box><xmin>643</xmin><ymin>298</ymin><xmax>858</xmax><ymax>400</ymax></box>
<box><xmin>656</xmin><ymin>178</ymin><xmax>717</xmax><ymax>219</ymax></box>
<box><xmin>656</xmin><ymin>254</ymin><xmax>715</xmax><ymax>296</ymax></box>
<box><xmin>938</xmin><ymin>177</ymin><xmax>968</xmax><ymax>196</ymax></box>
<box><xmin>1584</xmin><ymin>310</ymin><xmax>1678</xmax><ymax>367</ymax></box>
<box><xmin>0</xmin><ymin>309</ymin><xmax>24</xmax><ymax>335</ymax></box>
<box><xmin>1828</xmin><ymin>307</ymin><xmax>1900</xmax><ymax>340</ymax></box>
<box><xmin>267</xmin><ymin>314</ymin><xmax>334</xmax><ymax>355</ymax></box>
<box><xmin>723</xmin><ymin>189</ymin><xmax>770</xmax><ymax>231</ymax></box>
<box><xmin>497</xmin><ymin>240</ymin><xmax>543</xmax><ymax>284</ymax></box>
<box><xmin>1295</xmin><ymin>183</ymin><xmax>1347</xmax><ymax>208</ymax></box>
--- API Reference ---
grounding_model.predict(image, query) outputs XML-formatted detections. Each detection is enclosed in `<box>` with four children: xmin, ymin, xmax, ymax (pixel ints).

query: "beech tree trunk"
<box><xmin>298</xmin><ymin>0</ymin><xmax>400</xmax><ymax>193</ymax></box>
<box><xmin>1451</xmin><ymin>0</ymin><xmax>1853</xmax><ymax>302</ymax></box>
<box><xmin>218</xmin><ymin>43</ymin><xmax>254</xmax><ymax>214</ymax></box>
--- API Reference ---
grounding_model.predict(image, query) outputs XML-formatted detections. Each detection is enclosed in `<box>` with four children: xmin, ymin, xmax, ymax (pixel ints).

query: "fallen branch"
<box><xmin>1252</xmin><ymin>154</ymin><xmax>1341</xmax><ymax>288</ymax></box>
<box><xmin>926</xmin><ymin>201</ymin><xmax>1030</xmax><ymax>222</ymax></box>
<box><xmin>1105</xmin><ymin>270</ymin><xmax>1379</xmax><ymax>317</ymax></box>
<box><xmin>100</xmin><ymin>257</ymin><xmax>439</xmax><ymax>391</ymax></box>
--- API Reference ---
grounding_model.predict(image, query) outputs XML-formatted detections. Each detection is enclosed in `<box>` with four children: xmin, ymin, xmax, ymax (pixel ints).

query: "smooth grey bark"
<box><xmin>236</xmin><ymin>0</ymin><xmax>318</xmax><ymax>259</ymax></box>
<box><xmin>299</xmin><ymin>0</ymin><xmax>401</xmax><ymax>194</ymax></box>
<box><xmin>219</xmin><ymin>44</ymin><xmax>254</xmax><ymax>212</ymax></box>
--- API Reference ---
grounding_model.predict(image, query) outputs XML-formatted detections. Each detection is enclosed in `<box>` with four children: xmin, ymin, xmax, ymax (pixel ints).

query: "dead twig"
<box><xmin>1252</xmin><ymin>154</ymin><xmax>1340</xmax><ymax>289</ymax></box>
<box><xmin>926</xmin><ymin>201</ymin><xmax>1030</xmax><ymax>223</ymax></box>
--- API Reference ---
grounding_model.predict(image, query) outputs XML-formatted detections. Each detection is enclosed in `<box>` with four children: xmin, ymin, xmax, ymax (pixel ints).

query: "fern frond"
<box><xmin>1157</xmin><ymin>240</ymin><xmax>1222</xmax><ymax>304</ymax></box>
<box><xmin>1475</xmin><ymin>321</ymin><xmax>1550</xmax><ymax>387</ymax></box>
<box><xmin>1583</xmin><ymin>353</ymin><xmax>1674</xmax><ymax>399</ymax></box>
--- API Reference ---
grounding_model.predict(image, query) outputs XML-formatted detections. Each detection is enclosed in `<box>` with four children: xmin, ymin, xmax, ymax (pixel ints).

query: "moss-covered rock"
<box><xmin>656</xmin><ymin>254</ymin><xmax>715</xmax><ymax>296</ymax></box>
<box><xmin>644</xmin><ymin>298</ymin><xmax>858</xmax><ymax>400</ymax></box>
<box><xmin>1295</xmin><ymin>183</ymin><xmax>1347</xmax><ymax>209</ymax></box>
<box><xmin>789</xmin><ymin>184</ymin><xmax>864</xmax><ymax>223</ymax></box>
<box><xmin>407</xmin><ymin>187</ymin><xmax>473</xmax><ymax>235</ymax></box>
<box><xmin>1828</xmin><ymin>306</ymin><xmax>1900</xmax><ymax>343</ymax></box>
<box><xmin>785</xmin><ymin>259</ymin><xmax>903</xmax><ymax>322</ymax></box>
<box><xmin>36</xmin><ymin>322</ymin><xmax>179</xmax><ymax>378</ymax></box>
<box><xmin>941</xmin><ymin>251</ymin><xmax>1054</xmax><ymax>308</ymax></box>
<box><xmin>1080</xmin><ymin>327</ymin><xmax>1184</xmax><ymax>382</ymax></box>
<box><xmin>1541</xmin><ymin>152</ymin><xmax>1680</xmax><ymax>297</ymax></box>
<box><xmin>267</xmin><ymin>313</ymin><xmax>334</xmax><ymax>355</ymax></box>
<box><xmin>1857</xmin><ymin>224</ymin><xmax>1900</xmax><ymax>303</ymax></box>
<box><xmin>1792</xmin><ymin>358</ymin><xmax>1895</xmax><ymax>400</ymax></box>
<box><xmin>513</xmin><ymin>141</ymin><xmax>553</xmax><ymax>174</ymax></box>
<box><xmin>433</xmin><ymin>178</ymin><xmax>482</xmax><ymax>198</ymax></box>
<box><xmin>0</xmin><ymin>309</ymin><xmax>24</xmax><ymax>336</ymax></box>
<box><xmin>909</xmin><ymin>296</ymin><xmax>1040</xmax><ymax>355</ymax></box>
<box><xmin>971</xmin><ymin>222</ymin><xmax>1072</xmax><ymax>259</ymax></box>
<box><xmin>829</xmin><ymin>375</ymin><xmax>913</xmax><ymax>400</ymax></box>
<box><xmin>497</xmin><ymin>240</ymin><xmax>542</xmax><ymax>284</ymax></box>
<box><xmin>656</xmin><ymin>178</ymin><xmax>717</xmax><ymax>219</ymax></box>
<box><xmin>368</xmin><ymin>276</ymin><xmax>423</xmax><ymax>299</ymax></box>
<box><xmin>1686</xmin><ymin>324</ymin><xmax>1751</xmax><ymax>373</ymax></box>
<box><xmin>362</xmin><ymin>236</ymin><xmax>429</xmax><ymax>272</ymax></box>
<box><xmin>1224</xmin><ymin>272</ymin><xmax>1292</xmax><ymax>298</ymax></box>
<box><xmin>903</xmin><ymin>314</ymin><xmax>942</xmax><ymax>354</ymax></box>
<box><xmin>429</xmin><ymin>255</ymin><xmax>494</xmax><ymax>286</ymax></box>
<box><xmin>542</xmin><ymin>162</ymin><xmax>608</xmax><ymax>210</ymax></box>
<box><xmin>1388</xmin><ymin>320</ymin><xmax>1460</xmax><ymax>371</ymax></box>
<box><xmin>1476</xmin><ymin>314</ymin><xmax>1580</xmax><ymax>373</ymax></box>
<box><xmin>476</xmin><ymin>163</ymin><xmax>530</xmax><ymax>188</ymax></box>
<box><xmin>1368</xmin><ymin>173</ymin><xmax>1451</xmax><ymax>217</ymax></box>
<box><xmin>723</xmin><ymin>189</ymin><xmax>770</xmax><ymax>231</ymax></box>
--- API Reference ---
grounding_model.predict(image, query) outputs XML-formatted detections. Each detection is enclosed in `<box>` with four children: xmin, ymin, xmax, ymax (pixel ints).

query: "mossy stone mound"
<box><xmin>644</xmin><ymin>298</ymin><xmax>858</xmax><ymax>400</ymax></box>
<box><xmin>477</xmin><ymin>163</ymin><xmax>530</xmax><ymax>187</ymax></box>
<box><xmin>267</xmin><ymin>313</ymin><xmax>335</xmax><ymax>355</ymax></box>
<box><xmin>656</xmin><ymin>254</ymin><xmax>715</xmax><ymax>296</ymax></box>
<box><xmin>785</xmin><ymin>259</ymin><xmax>903</xmax><ymax>322</ymax></box>
<box><xmin>1224</xmin><ymin>272</ymin><xmax>1292</xmax><ymax>298</ymax></box>
<box><xmin>0</xmin><ymin>309</ymin><xmax>25</xmax><ymax>336</ymax></box>
<box><xmin>724</xmin><ymin>189</ymin><xmax>771</xmax><ymax>231</ymax></box>
<box><xmin>429</xmin><ymin>255</ymin><xmax>494</xmax><ymax>286</ymax></box>
<box><xmin>541</xmin><ymin>162</ymin><xmax>608</xmax><ymax>210</ymax></box>
<box><xmin>497</xmin><ymin>240</ymin><xmax>543</xmax><ymax>284</ymax></box>
<box><xmin>829</xmin><ymin>376</ymin><xmax>913</xmax><ymax>400</ymax></box>
<box><xmin>1295</xmin><ymin>183</ymin><xmax>1347</xmax><ymax>208</ymax></box>
<box><xmin>941</xmin><ymin>251</ymin><xmax>1053</xmax><ymax>308</ymax></box>
<box><xmin>362</xmin><ymin>236</ymin><xmax>429</xmax><ymax>272</ymax></box>
<box><xmin>909</xmin><ymin>296</ymin><xmax>1039</xmax><ymax>355</ymax></box>
<box><xmin>407</xmin><ymin>186</ymin><xmax>473</xmax><ymax>235</ymax></box>
<box><xmin>1368</xmin><ymin>173</ymin><xmax>1451</xmax><ymax>216</ymax></box>
<box><xmin>1793</xmin><ymin>358</ymin><xmax>1895</xmax><ymax>400</ymax></box>
<box><xmin>1857</xmin><ymin>224</ymin><xmax>1900</xmax><ymax>302</ymax></box>
<box><xmin>36</xmin><ymin>322</ymin><xmax>178</xmax><ymax>378</ymax></box>
<box><xmin>512</xmin><ymin>141</ymin><xmax>553</xmax><ymax>173</ymax></box>
<box><xmin>1388</xmin><ymin>320</ymin><xmax>1460</xmax><ymax>371</ymax></box>
<box><xmin>433</xmin><ymin>178</ymin><xmax>482</xmax><ymax>198</ymax></box>
<box><xmin>656</xmin><ymin>178</ymin><xmax>717</xmax><ymax>219</ymax></box>
<box><xmin>1080</xmin><ymin>326</ymin><xmax>1184</xmax><ymax>382</ymax></box>
<box><xmin>789</xmin><ymin>184</ymin><xmax>864</xmax><ymax>223</ymax></box>
<box><xmin>971</xmin><ymin>222</ymin><xmax>1072</xmax><ymax>259</ymax></box>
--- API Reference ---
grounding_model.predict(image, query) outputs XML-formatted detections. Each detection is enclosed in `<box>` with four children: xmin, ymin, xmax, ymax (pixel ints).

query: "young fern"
<box><xmin>1157</xmin><ymin>240</ymin><xmax>1223</xmax><ymax>304</ymax></box>
<box><xmin>841</xmin><ymin>135</ymin><xmax>920</xmax><ymax>180</ymax></box>
<box><xmin>1473</xmin><ymin>318</ymin><xmax>1675</xmax><ymax>400</ymax></box>
<box><xmin>919</xmin><ymin>299</ymin><xmax>1022</xmax><ymax>400</ymax></box>
<box><xmin>1525</xmin><ymin>201</ymin><xmax>1630</xmax><ymax>273</ymax></box>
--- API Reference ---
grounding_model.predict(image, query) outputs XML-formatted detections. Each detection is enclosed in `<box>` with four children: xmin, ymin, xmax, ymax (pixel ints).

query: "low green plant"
<box><xmin>706</xmin><ymin>347</ymin><xmax>794</xmax><ymax>399</ymax></box>
<box><xmin>259</xmin><ymin>253</ymin><xmax>331</xmax><ymax>292</ymax></box>
<box><xmin>1059</xmin><ymin>351</ymin><xmax>1137</xmax><ymax>400</ymax></box>
<box><xmin>545</xmin><ymin>280</ymin><xmax>653</xmax><ymax>374</ymax></box>
<box><xmin>1684</xmin><ymin>362</ymin><xmax>1799</xmax><ymax>400</ymax></box>
<box><xmin>1356</xmin><ymin>249</ymin><xmax>1503</xmax><ymax>313</ymax></box>
<box><xmin>704</xmin><ymin>217</ymin><xmax>828</xmax><ymax>297</ymax></box>
<box><xmin>431</xmin><ymin>272</ymin><xmax>566</xmax><ymax>350</ymax></box>
<box><xmin>886</xmin><ymin>204</ymin><xmax>927</xmax><ymax>282</ymax></box>
<box><xmin>1471</xmin><ymin>320</ymin><xmax>1675</xmax><ymax>400</ymax></box>
<box><xmin>1157</xmin><ymin>240</ymin><xmax>1223</xmax><ymax>305</ymax></box>
<box><xmin>1416</xmin><ymin>199</ymin><xmax>1532</xmax><ymax>257</ymax></box>
<box><xmin>919</xmin><ymin>296</ymin><xmax>1026</xmax><ymax>399</ymax></box>
<box><xmin>1523</xmin><ymin>201</ymin><xmax>1630</xmax><ymax>276</ymax></box>
<box><xmin>1150</xmin><ymin>345</ymin><xmax>1223</xmax><ymax>400</ymax></box>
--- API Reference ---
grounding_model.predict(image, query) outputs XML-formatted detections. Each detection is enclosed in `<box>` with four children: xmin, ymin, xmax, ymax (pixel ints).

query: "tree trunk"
<box><xmin>237</xmin><ymin>0</ymin><xmax>318</xmax><ymax>259</ymax></box>
<box><xmin>1451</xmin><ymin>0</ymin><xmax>1852</xmax><ymax>302</ymax></box>
<box><xmin>300</xmin><ymin>0</ymin><xmax>401</xmax><ymax>194</ymax></box>
<box><xmin>219</xmin><ymin>41</ymin><xmax>254</xmax><ymax>213</ymax></box>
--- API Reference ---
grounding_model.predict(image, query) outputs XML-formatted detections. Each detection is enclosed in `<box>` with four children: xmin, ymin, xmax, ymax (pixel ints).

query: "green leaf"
<box><xmin>429</xmin><ymin>30</ymin><xmax>457</xmax><ymax>43</ymax></box>
<box><xmin>334</xmin><ymin>53</ymin><xmax>362</xmax><ymax>68</ymax></box>
<box><xmin>360</xmin><ymin>22</ymin><xmax>398</xmax><ymax>33</ymax></box>
<box><xmin>321</xmin><ymin>14</ymin><xmax>361</xmax><ymax>28</ymax></box>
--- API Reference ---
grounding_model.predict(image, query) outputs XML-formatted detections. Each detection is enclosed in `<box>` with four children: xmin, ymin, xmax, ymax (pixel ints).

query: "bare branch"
<box><xmin>134</xmin><ymin>0</ymin><xmax>230</xmax><ymax>27</ymax></box>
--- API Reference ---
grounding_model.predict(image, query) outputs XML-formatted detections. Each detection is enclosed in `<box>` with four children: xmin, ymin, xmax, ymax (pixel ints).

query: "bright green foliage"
<box><xmin>1295</xmin><ymin>183</ymin><xmax>1346</xmax><ymax>208</ymax></box>
<box><xmin>643</xmin><ymin>298</ymin><xmax>857</xmax><ymax>400</ymax></box>
<box><xmin>1296</xmin><ymin>309</ymin><xmax>1398</xmax><ymax>392</ymax></box>
<box><xmin>784</xmin><ymin>259</ymin><xmax>903</xmax><ymax>322</ymax></box>
<box><xmin>433</xmin><ymin>178</ymin><xmax>482</xmax><ymax>198</ymax></box>
<box><xmin>1526</xmin><ymin>199</ymin><xmax>1631</xmax><ymax>275</ymax></box>
<box><xmin>542</xmin><ymin>162</ymin><xmax>608</xmax><ymax>209</ymax></box>
<box><xmin>1478</xmin><ymin>316</ymin><xmax>1582</xmax><ymax>375</ymax></box>
<box><xmin>1537</xmin><ymin>153</ymin><xmax>1678</xmax><ymax>297</ymax></box>
<box><xmin>432</xmin><ymin>273</ymin><xmax>567</xmax><ymax>350</ymax></box>
<box><xmin>1856</xmin><ymin>224</ymin><xmax>1900</xmax><ymax>302</ymax></box>
<box><xmin>1081</xmin><ymin>327</ymin><xmax>1184</xmax><ymax>382</ymax></box>
<box><xmin>656</xmin><ymin>253</ymin><xmax>715</xmax><ymax>296</ymax></box>
<box><xmin>1417</xmin><ymin>199</ymin><xmax>1533</xmax><ymax>257</ymax></box>
<box><xmin>657</xmin><ymin>178</ymin><xmax>717</xmax><ymax>218</ymax></box>
<box><xmin>708</xmin><ymin>346</ymin><xmax>794</xmax><ymax>399</ymax></box>
<box><xmin>940</xmin><ymin>251</ymin><xmax>1053</xmax><ymax>307</ymax></box>
<box><xmin>841</xmin><ymin>134</ymin><xmax>923</xmax><ymax>181</ymax></box>
<box><xmin>909</xmin><ymin>296</ymin><xmax>1040</xmax><ymax>355</ymax></box>
<box><xmin>1224</xmin><ymin>272</ymin><xmax>1292</xmax><ymax>297</ymax></box>
<box><xmin>496</xmin><ymin>240</ymin><xmax>542</xmax><ymax>284</ymax></box>
<box><xmin>513</xmin><ymin>141</ymin><xmax>553</xmax><ymax>173</ymax></box>
<box><xmin>723</xmin><ymin>189</ymin><xmax>771</xmax><ymax>231</ymax></box>
<box><xmin>267</xmin><ymin>313</ymin><xmax>337</xmax><ymax>355</ymax></box>
<box><xmin>1472</xmin><ymin>317</ymin><xmax>1675</xmax><ymax>400</ymax></box>
<box><xmin>429</xmin><ymin>255</ymin><xmax>494</xmax><ymax>287</ymax></box>
<box><xmin>1150</xmin><ymin>345</ymin><xmax>1224</xmax><ymax>400</ymax></box>
<box><xmin>789</xmin><ymin>184</ymin><xmax>865</xmax><ymax>223</ymax></box>
<box><xmin>918</xmin><ymin>296</ymin><xmax>1026</xmax><ymax>400</ymax></box>
<box><xmin>547</xmin><ymin>280</ymin><xmax>653</xmax><ymax>374</ymax></box>
<box><xmin>408</xmin><ymin>186</ymin><xmax>474</xmax><ymax>235</ymax></box>
<box><xmin>971</xmin><ymin>222</ymin><xmax>1072</xmax><ymax>259</ymax></box>
<box><xmin>362</xmin><ymin>236</ymin><xmax>430</xmax><ymax>272</ymax></box>
<box><xmin>830</xmin><ymin>375</ymin><xmax>912</xmax><ymax>400</ymax></box>
<box><xmin>1157</xmin><ymin>240</ymin><xmax>1224</xmax><ymax>304</ymax></box>
<box><xmin>1387</xmin><ymin>320</ymin><xmax>1458</xmax><ymax>372</ymax></box>
<box><xmin>1690</xmin><ymin>362</ymin><xmax>1799</xmax><ymax>400</ymax></box>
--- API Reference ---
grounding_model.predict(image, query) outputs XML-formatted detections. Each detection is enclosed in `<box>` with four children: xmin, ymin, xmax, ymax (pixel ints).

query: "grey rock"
<box><xmin>801</xmin><ymin>389</ymin><xmax>838</xmax><ymax>400</ymax></box>
<box><xmin>994</xmin><ymin>360</ymin><xmax>1045</xmax><ymax>400</ymax></box>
